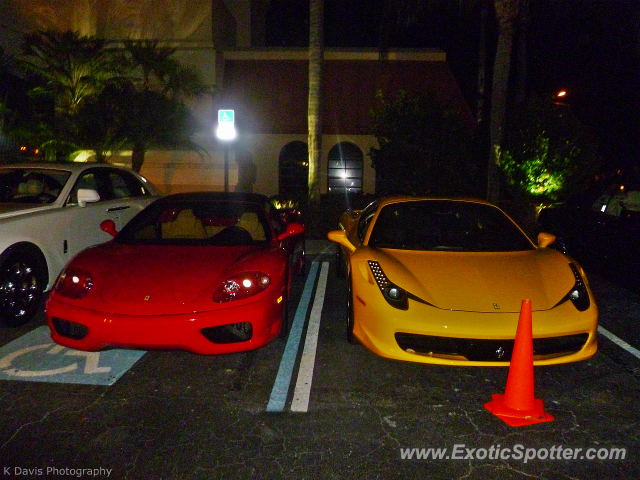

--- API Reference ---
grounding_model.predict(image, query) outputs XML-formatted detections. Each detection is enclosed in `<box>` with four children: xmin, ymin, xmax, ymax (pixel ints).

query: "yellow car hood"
<box><xmin>370</xmin><ymin>248</ymin><xmax>577</xmax><ymax>313</ymax></box>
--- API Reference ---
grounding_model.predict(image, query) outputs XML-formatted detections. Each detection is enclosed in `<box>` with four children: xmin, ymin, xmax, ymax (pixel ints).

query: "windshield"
<box><xmin>0</xmin><ymin>168</ymin><xmax>71</xmax><ymax>204</ymax></box>
<box><xmin>368</xmin><ymin>200</ymin><xmax>534</xmax><ymax>252</ymax></box>
<box><xmin>117</xmin><ymin>200</ymin><xmax>273</xmax><ymax>246</ymax></box>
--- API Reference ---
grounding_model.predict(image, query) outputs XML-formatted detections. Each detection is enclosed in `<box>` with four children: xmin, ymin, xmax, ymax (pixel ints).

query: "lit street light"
<box><xmin>554</xmin><ymin>90</ymin><xmax>569</xmax><ymax>106</ymax></box>
<box><xmin>215</xmin><ymin>109</ymin><xmax>236</xmax><ymax>192</ymax></box>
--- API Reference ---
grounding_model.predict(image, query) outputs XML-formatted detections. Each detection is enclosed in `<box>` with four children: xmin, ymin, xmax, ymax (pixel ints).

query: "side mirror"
<box><xmin>537</xmin><ymin>232</ymin><xmax>556</xmax><ymax>248</ymax></box>
<box><xmin>100</xmin><ymin>219</ymin><xmax>118</xmax><ymax>237</ymax></box>
<box><xmin>327</xmin><ymin>230</ymin><xmax>356</xmax><ymax>253</ymax></box>
<box><xmin>277</xmin><ymin>222</ymin><xmax>305</xmax><ymax>241</ymax></box>
<box><xmin>77</xmin><ymin>188</ymin><xmax>100</xmax><ymax>207</ymax></box>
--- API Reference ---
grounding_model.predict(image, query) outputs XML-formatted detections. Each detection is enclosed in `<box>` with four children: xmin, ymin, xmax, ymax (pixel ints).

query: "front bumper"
<box><xmin>352</xmin><ymin>287</ymin><xmax>598</xmax><ymax>366</ymax></box>
<box><xmin>45</xmin><ymin>292</ymin><xmax>285</xmax><ymax>355</ymax></box>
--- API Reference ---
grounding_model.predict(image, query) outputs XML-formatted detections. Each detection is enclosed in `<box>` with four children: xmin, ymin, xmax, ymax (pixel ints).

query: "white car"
<box><xmin>592</xmin><ymin>184</ymin><xmax>640</xmax><ymax>217</ymax></box>
<box><xmin>1</xmin><ymin>162</ymin><xmax>160</xmax><ymax>326</ymax></box>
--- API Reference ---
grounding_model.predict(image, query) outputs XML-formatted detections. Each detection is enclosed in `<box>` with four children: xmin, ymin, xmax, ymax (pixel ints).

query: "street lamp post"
<box><xmin>223</xmin><ymin>144</ymin><xmax>229</xmax><ymax>192</ymax></box>
<box><xmin>215</xmin><ymin>109</ymin><xmax>236</xmax><ymax>193</ymax></box>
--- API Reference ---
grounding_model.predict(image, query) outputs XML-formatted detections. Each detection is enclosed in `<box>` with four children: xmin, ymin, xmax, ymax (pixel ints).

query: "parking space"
<box><xmin>1</xmin><ymin>244</ymin><xmax>640</xmax><ymax>478</ymax></box>
<box><xmin>0</xmin><ymin>326</ymin><xmax>145</xmax><ymax>385</ymax></box>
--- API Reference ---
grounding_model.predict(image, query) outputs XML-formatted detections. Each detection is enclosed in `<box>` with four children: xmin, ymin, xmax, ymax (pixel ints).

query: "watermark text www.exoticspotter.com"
<box><xmin>3</xmin><ymin>467</ymin><xmax>112</xmax><ymax>477</ymax></box>
<box><xmin>400</xmin><ymin>444</ymin><xmax>627</xmax><ymax>463</ymax></box>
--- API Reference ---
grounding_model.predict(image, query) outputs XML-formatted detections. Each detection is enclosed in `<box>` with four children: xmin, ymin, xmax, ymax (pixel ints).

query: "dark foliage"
<box><xmin>500</xmin><ymin>94</ymin><xmax>600</xmax><ymax>203</ymax></box>
<box><xmin>369</xmin><ymin>89</ymin><xmax>482</xmax><ymax>197</ymax></box>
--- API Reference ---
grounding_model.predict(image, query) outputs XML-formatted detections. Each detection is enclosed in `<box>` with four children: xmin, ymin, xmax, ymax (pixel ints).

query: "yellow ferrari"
<box><xmin>328</xmin><ymin>197</ymin><xmax>598</xmax><ymax>366</ymax></box>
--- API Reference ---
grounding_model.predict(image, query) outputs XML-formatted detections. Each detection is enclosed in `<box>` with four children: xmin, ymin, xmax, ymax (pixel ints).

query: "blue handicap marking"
<box><xmin>0</xmin><ymin>326</ymin><xmax>145</xmax><ymax>386</ymax></box>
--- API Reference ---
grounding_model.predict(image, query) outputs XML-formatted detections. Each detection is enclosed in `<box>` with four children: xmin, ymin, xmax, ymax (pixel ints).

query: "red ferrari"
<box><xmin>45</xmin><ymin>192</ymin><xmax>305</xmax><ymax>354</ymax></box>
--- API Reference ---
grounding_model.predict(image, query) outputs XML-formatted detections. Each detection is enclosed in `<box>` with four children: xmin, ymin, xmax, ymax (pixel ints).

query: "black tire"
<box><xmin>0</xmin><ymin>251</ymin><xmax>44</xmax><ymax>327</ymax></box>
<box><xmin>346</xmin><ymin>273</ymin><xmax>358</xmax><ymax>344</ymax></box>
<box><xmin>299</xmin><ymin>238</ymin><xmax>307</xmax><ymax>275</ymax></box>
<box><xmin>293</xmin><ymin>238</ymin><xmax>306</xmax><ymax>278</ymax></box>
<box><xmin>278</xmin><ymin>289</ymin><xmax>289</xmax><ymax>338</ymax></box>
<box><xmin>278</xmin><ymin>267</ymin><xmax>291</xmax><ymax>338</ymax></box>
<box><xmin>336</xmin><ymin>246</ymin><xmax>346</xmax><ymax>278</ymax></box>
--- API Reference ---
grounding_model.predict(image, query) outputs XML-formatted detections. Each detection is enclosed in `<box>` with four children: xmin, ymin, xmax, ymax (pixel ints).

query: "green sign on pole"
<box><xmin>216</xmin><ymin>109</ymin><xmax>236</xmax><ymax>140</ymax></box>
<box><xmin>218</xmin><ymin>110</ymin><xmax>234</xmax><ymax>124</ymax></box>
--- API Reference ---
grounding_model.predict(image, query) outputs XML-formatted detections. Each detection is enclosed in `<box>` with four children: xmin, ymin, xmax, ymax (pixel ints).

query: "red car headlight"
<box><xmin>213</xmin><ymin>272</ymin><xmax>271</xmax><ymax>303</ymax></box>
<box><xmin>54</xmin><ymin>268</ymin><xmax>93</xmax><ymax>299</ymax></box>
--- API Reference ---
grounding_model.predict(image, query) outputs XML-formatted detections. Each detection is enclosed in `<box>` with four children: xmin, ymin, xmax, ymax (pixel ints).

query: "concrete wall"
<box><xmin>108</xmin><ymin>133</ymin><xmax>378</xmax><ymax>197</ymax></box>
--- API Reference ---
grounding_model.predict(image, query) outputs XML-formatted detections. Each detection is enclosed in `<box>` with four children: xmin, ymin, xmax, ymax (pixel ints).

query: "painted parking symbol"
<box><xmin>0</xmin><ymin>326</ymin><xmax>145</xmax><ymax>386</ymax></box>
<box><xmin>0</xmin><ymin>344</ymin><xmax>111</xmax><ymax>377</ymax></box>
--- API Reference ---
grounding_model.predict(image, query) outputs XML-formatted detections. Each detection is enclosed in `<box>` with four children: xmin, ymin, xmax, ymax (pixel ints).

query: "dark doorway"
<box><xmin>278</xmin><ymin>141</ymin><xmax>309</xmax><ymax>200</ymax></box>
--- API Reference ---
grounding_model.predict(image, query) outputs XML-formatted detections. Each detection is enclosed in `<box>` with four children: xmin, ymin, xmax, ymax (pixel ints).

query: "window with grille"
<box><xmin>327</xmin><ymin>142</ymin><xmax>363</xmax><ymax>194</ymax></box>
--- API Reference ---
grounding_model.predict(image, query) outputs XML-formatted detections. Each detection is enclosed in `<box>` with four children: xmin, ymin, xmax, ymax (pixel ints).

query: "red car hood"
<box><xmin>81</xmin><ymin>243</ymin><xmax>271</xmax><ymax>315</ymax></box>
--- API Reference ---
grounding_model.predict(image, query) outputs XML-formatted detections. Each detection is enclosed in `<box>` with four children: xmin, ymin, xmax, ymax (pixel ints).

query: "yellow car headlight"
<box><xmin>554</xmin><ymin>263</ymin><xmax>590</xmax><ymax>312</ymax></box>
<box><xmin>368</xmin><ymin>260</ymin><xmax>408</xmax><ymax>310</ymax></box>
<box><xmin>567</xmin><ymin>263</ymin><xmax>590</xmax><ymax>311</ymax></box>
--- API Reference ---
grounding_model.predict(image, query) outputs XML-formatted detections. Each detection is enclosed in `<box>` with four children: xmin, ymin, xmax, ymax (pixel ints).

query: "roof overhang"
<box><xmin>223</xmin><ymin>48</ymin><xmax>446</xmax><ymax>62</ymax></box>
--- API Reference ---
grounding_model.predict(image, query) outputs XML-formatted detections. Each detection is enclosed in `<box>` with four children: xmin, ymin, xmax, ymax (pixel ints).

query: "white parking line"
<box><xmin>290</xmin><ymin>261</ymin><xmax>329</xmax><ymax>412</ymax></box>
<box><xmin>598</xmin><ymin>326</ymin><xmax>640</xmax><ymax>360</ymax></box>
<box><xmin>266</xmin><ymin>262</ymin><xmax>320</xmax><ymax>412</ymax></box>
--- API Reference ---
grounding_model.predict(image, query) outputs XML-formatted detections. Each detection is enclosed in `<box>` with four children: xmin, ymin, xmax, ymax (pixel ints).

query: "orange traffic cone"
<box><xmin>484</xmin><ymin>299</ymin><xmax>554</xmax><ymax>427</ymax></box>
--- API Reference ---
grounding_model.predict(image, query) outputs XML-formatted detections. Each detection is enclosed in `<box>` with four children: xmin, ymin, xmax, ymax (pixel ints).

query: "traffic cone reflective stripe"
<box><xmin>484</xmin><ymin>299</ymin><xmax>554</xmax><ymax>427</ymax></box>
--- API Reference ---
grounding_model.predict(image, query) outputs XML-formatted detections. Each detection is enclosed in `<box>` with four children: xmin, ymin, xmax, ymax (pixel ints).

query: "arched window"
<box><xmin>327</xmin><ymin>142</ymin><xmax>363</xmax><ymax>194</ymax></box>
<box><xmin>278</xmin><ymin>141</ymin><xmax>308</xmax><ymax>199</ymax></box>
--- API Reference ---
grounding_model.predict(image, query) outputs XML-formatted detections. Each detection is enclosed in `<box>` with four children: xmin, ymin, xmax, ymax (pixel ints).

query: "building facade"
<box><xmin>5</xmin><ymin>1</ymin><xmax>471</xmax><ymax>198</ymax></box>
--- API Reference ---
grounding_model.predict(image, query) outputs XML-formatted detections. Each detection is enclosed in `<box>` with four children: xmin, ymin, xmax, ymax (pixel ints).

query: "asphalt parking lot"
<box><xmin>1</xmin><ymin>240</ymin><xmax>640</xmax><ymax>479</ymax></box>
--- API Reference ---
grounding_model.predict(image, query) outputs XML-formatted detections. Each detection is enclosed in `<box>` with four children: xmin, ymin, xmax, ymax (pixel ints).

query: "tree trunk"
<box><xmin>308</xmin><ymin>0</ymin><xmax>324</xmax><ymax>204</ymax></box>
<box><xmin>487</xmin><ymin>0</ymin><xmax>519</xmax><ymax>204</ymax></box>
<box><xmin>131</xmin><ymin>142</ymin><xmax>146</xmax><ymax>173</ymax></box>
<box><xmin>94</xmin><ymin>149</ymin><xmax>107</xmax><ymax>163</ymax></box>
<box><xmin>514</xmin><ymin>0</ymin><xmax>529</xmax><ymax>107</ymax></box>
<box><xmin>476</xmin><ymin>0</ymin><xmax>489</xmax><ymax>125</ymax></box>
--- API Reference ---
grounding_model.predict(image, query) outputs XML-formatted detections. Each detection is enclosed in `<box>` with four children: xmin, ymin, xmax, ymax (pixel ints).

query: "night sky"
<box><xmin>266</xmin><ymin>0</ymin><xmax>640</xmax><ymax>171</ymax></box>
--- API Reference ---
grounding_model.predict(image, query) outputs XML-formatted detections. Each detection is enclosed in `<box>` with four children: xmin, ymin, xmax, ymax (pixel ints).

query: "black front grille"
<box><xmin>201</xmin><ymin>322</ymin><xmax>253</xmax><ymax>344</ymax></box>
<box><xmin>52</xmin><ymin>317</ymin><xmax>89</xmax><ymax>340</ymax></box>
<box><xmin>395</xmin><ymin>332</ymin><xmax>589</xmax><ymax>361</ymax></box>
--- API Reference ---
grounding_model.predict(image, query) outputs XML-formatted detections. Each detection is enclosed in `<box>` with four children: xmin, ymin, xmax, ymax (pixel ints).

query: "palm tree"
<box><xmin>487</xmin><ymin>0</ymin><xmax>520</xmax><ymax>204</ymax></box>
<box><xmin>308</xmin><ymin>0</ymin><xmax>324</xmax><ymax>203</ymax></box>
<box><xmin>513</xmin><ymin>0</ymin><xmax>530</xmax><ymax>107</ymax></box>
<box><xmin>475</xmin><ymin>0</ymin><xmax>490</xmax><ymax>125</ymax></box>
<box><xmin>0</xmin><ymin>47</ymin><xmax>14</xmax><ymax>140</ymax></box>
<box><xmin>119</xmin><ymin>40</ymin><xmax>214</xmax><ymax>173</ymax></box>
<box><xmin>20</xmin><ymin>30</ymin><xmax>115</xmax><ymax>115</ymax></box>
<box><xmin>71</xmin><ymin>83</ymin><xmax>128</xmax><ymax>163</ymax></box>
<box><xmin>18</xmin><ymin>30</ymin><xmax>123</xmax><ymax>161</ymax></box>
<box><xmin>376</xmin><ymin>0</ymin><xmax>523</xmax><ymax>204</ymax></box>
<box><xmin>378</xmin><ymin>0</ymin><xmax>435</xmax><ymax>55</ymax></box>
